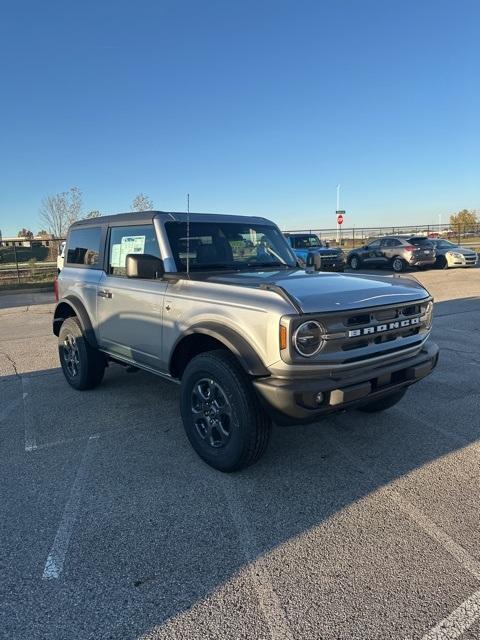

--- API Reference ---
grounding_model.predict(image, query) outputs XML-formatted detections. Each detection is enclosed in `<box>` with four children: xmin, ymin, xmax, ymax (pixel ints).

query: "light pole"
<box><xmin>336</xmin><ymin>184</ymin><xmax>340</xmax><ymax>243</ymax></box>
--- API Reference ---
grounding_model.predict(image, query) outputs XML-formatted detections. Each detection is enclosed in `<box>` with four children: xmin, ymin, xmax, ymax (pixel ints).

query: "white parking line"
<box><xmin>326</xmin><ymin>429</ymin><xmax>480</xmax><ymax>639</ymax></box>
<box><xmin>21</xmin><ymin>376</ymin><xmax>36</xmax><ymax>452</ymax></box>
<box><xmin>326</xmin><ymin>430</ymin><xmax>480</xmax><ymax>581</ymax></box>
<box><xmin>389</xmin><ymin>492</ymin><xmax>480</xmax><ymax>580</ymax></box>
<box><xmin>417</xmin><ymin>588</ymin><xmax>480</xmax><ymax>640</ymax></box>
<box><xmin>222</xmin><ymin>476</ymin><xmax>294</xmax><ymax>640</ymax></box>
<box><xmin>42</xmin><ymin>435</ymin><xmax>98</xmax><ymax>580</ymax></box>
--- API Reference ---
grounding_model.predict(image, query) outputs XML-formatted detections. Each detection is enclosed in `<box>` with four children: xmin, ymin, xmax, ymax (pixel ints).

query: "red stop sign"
<box><xmin>337</xmin><ymin>213</ymin><xmax>344</xmax><ymax>225</ymax></box>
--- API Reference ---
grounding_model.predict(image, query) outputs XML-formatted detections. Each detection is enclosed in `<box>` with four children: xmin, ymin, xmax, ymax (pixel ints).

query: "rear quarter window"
<box><xmin>66</xmin><ymin>227</ymin><xmax>102</xmax><ymax>267</ymax></box>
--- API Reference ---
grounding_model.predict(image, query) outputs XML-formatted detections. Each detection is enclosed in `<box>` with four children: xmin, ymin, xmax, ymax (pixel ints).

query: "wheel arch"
<box><xmin>169</xmin><ymin>323</ymin><xmax>270</xmax><ymax>379</ymax></box>
<box><xmin>53</xmin><ymin>296</ymin><xmax>98</xmax><ymax>348</ymax></box>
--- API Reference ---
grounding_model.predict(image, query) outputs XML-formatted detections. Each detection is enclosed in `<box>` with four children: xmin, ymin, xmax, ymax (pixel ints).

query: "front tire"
<box><xmin>349</xmin><ymin>255</ymin><xmax>361</xmax><ymax>270</ymax></box>
<box><xmin>436</xmin><ymin>255</ymin><xmax>448</xmax><ymax>269</ymax></box>
<box><xmin>180</xmin><ymin>350</ymin><xmax>271</xmax><ymax>472</ymax></box>
<box><xmin>357</xmin><ymin>388</ymin><xmax>407</xmax><ymax>413</ymax></box>
<box><xmin>58</xmin><ymin>317</ymin><xmax>106</xmax><ymax>390</ymax></box>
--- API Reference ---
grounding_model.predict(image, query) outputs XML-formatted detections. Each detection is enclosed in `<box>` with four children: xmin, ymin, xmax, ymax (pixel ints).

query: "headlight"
<box><xmin>293</xmin><ymin>320</ymin><xmax>325</xmax><ymax>357</ymax></box>
<box><xmin>424</xmin><ymin>301</ymin><xmax>433</xmax><ymax>329</ymax></box>
<box><xmin>448</xmin><ymin>252</ymin><xmax>464</xmax><ymax>260</ymax></box>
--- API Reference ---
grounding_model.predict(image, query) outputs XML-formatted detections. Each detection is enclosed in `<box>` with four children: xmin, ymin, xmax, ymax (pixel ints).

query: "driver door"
<box><xmin>96</xmin><ymin>223</ymin><xmax>168</xmax><ymax>371</ymax></box>
<box><xmin>362</xmin><ymin>240</ymin><xmax>384</xmax><ymax>265</ymax></box>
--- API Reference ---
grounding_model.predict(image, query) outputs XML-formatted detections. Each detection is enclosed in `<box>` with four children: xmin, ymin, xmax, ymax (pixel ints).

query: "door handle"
<box><xmin>97</xmin><ymin>290</ymin><xmax>112</xmax><ymax>299</ymax></box>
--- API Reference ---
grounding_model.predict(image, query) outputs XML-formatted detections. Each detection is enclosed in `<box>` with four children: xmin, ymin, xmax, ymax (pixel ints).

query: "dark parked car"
<box><xmin>284</xmin><ymin>233</ymin><xmax>345</xmax><ymax>272</ymax></box>
<box><xmin>347</xmin><ymin>236</ymin><xmax>436</xmax><ymax>273</ymax></box>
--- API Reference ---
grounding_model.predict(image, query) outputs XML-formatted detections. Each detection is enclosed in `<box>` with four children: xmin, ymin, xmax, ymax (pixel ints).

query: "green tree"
<box><xmin>85</xmin><ymin>210</ymin><xmax>101</xmax><ymax>218</ymax></box>
<box><xmin>449</xmin><ymin>209</ymin><xmax>478</xmax><ymax>231</ymax></box>
<box><xmin>132</xmin><ymin>193</ymin><xmax>154</xmax><ymax>212</ymax></box>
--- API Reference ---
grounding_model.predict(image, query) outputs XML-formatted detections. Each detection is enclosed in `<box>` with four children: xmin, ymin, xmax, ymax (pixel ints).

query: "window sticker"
<box><xmin>118</xmin><ymin>235</ymin><xmax>146</xmax><ymax>267</ymax></box>
<box><xmin>110</xmin><ymin>244</ymin><xmax>121</xmax><ymax>267</ymax></box>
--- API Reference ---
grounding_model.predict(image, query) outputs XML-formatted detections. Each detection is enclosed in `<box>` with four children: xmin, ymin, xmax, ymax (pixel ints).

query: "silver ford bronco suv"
<box><xmin>54</xmin><ymin>211</ymin><xmax>439</xmax><ymax>471</ymax></box>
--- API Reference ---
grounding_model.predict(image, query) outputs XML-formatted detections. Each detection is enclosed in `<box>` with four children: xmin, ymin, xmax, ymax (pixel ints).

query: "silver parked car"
<box><xmin>428</xmin><ymin>239</ymin><xmax>478</xmax><ymax>269</ymax></box>
<box><xmin>347</xmin><ymin>235</ymin><xmax>436</xmax><ymax>273</ymax></box>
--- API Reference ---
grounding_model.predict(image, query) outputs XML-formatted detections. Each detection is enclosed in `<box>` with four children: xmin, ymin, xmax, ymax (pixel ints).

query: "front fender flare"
<box><xmin>172</xmin><ymin>322</ymin><xmax>270</xmax><ymax>377</ymax></box>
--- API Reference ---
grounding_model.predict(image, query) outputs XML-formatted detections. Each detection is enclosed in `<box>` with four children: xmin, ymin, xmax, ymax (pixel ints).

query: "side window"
<box><xmin>367</xmin><ymin>240</ymin><xmax>381</xmax><ymax>249</ymax></box>
<box><xmin>66</xmin><ymin>227</ymin><xmax>102</xmax><ymax>267</ymax></box>
<box><xmin>107</xmin><ymin>224</ymin><xmax>160</xmax><ymax>277</ymax></box>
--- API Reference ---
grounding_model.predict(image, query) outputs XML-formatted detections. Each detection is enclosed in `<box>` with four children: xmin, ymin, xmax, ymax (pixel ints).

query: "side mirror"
<box><xmin>126</xmin><ymin>254</ymin><xmax>164</xmax><ymax>279</ymax></box>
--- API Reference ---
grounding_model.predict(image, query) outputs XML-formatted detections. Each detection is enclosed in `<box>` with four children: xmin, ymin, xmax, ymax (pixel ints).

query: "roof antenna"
<box><xmin>186</xmin><ymin>193</ymin><xmax>190</xmax><ymax>275</ymax></box>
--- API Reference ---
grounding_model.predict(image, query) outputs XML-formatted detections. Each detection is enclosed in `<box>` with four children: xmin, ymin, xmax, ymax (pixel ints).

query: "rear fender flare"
<box><xmin>53</xmin><ymin>296</ymin><xmax>98</xmax><ymax>348</ymax></box>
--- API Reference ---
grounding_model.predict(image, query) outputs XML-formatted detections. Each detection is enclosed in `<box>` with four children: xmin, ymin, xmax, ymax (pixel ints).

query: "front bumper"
<box><xmin>253</xmin><ymin>340</ymin><xmax>439</xmax><ymax>424</ymax></box>
<box><xmin>307</xmin><ymin>254</ymin><xmax>346</xmax><ymax>272</ymax></box>
<box><xmin>446</xmin><ymin>253</ymin><xmax>478</xmax><ymax>267</ymax></box>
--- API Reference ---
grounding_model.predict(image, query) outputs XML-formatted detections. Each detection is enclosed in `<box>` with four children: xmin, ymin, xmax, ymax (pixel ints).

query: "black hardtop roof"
<box><xmin>71</xmin><ymin>211</ymin><xmax>273</xmax><ymax>228</ymax></box>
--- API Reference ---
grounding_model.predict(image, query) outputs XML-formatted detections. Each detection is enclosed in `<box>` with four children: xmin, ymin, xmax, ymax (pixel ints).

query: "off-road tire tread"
<box><xmin>59</xmin><ymin>317</ymin><xmax>105</xmax><ymax>390</ymax></box>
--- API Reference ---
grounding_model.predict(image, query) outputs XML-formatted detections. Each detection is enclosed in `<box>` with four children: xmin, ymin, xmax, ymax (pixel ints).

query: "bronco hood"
<box><xmin>207</xmin><ymin>269</ymin><xmax>430</xmax><ymax>314</ymax></box>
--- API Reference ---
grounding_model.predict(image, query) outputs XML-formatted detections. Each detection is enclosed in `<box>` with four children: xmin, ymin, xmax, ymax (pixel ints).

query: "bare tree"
<box><xmin>85</xmin><ymin>210</ymin><xmax>101</xmax><ymax>218</ymax></box>
<box><xmin>39</xmin><ymin>186</ymin><xmax>83</xmax><ymax>237</ymax></box>
<box><xmin>132</xmin><ymin>193</ymin><xmax>154</xmax><ymax>212</ymax></box>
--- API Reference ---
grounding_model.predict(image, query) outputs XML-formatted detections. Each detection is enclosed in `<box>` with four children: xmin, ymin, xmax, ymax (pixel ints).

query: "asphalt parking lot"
<box><xmin>1</xmin><ymin>267</ymin><xmax>479</xmax><ymax>640</ymax></box>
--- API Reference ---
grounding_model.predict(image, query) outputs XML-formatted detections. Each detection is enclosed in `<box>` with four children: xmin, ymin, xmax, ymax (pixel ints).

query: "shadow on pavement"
<box><xmin>0</xmin><ymin>297</ymin><xmax>479</xmax><ymax>639</ymax></box>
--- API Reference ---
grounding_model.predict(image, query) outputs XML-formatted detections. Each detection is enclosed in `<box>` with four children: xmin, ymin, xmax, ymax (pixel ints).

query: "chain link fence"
<box><xmin>283</xmin><ymin>223</ymin><xmax>480</xmax><ymax>250</ymax></box>
<box><xmin>0</xmin><ymin>238</ymin><xmax>65</xmax><ymax>289</ymax></box>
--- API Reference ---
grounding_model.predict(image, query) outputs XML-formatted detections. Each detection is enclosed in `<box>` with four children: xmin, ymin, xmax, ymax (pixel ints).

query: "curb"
<box><xmin>0</xmin><ymin>286</ymin><xmax>54</xmax><ymax>296</ymax></box>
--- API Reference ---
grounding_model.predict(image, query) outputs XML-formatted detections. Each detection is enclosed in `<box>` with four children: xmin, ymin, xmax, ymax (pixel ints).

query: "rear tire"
<box><xmin>180</xmin><ymin>350</ymin><xmax>271</xmax><ymax>472</ymax></box>
<box><xmin>391</xmin><ymin>257</ymin><xmax>407</xmax><ymax>273</ymax></box>
<box><xmin>58</xmin><ymin>317</ymin><xmax>106</xmax><ymax>390</ymax></box>
<box><xmin>357</xmin><ymin>388</ymin><xmax>407</xmax><ymax>413</ymax></box>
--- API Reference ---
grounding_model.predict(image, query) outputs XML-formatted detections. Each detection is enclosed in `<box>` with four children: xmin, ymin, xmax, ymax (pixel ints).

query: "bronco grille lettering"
<box><xmin>348</xmin><ymin>316</ymin><xmax>420</xmax><ymax>338</ymax></box>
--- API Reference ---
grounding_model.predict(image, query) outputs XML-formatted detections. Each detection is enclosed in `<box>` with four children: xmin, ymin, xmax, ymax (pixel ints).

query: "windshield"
<box><xmin>165</xmin><ymin>221</ymin><xmax>297</xmax><ymax>271</ymax></box>
<box><xmin>290</xmin><ymin>235</ymin><xmax>322</xmax><ymax>249</ymax></box>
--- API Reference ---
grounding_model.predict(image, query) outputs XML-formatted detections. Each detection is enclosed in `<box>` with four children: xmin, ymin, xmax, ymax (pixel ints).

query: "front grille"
<box><xmin>465</xmin><ymin>254</ymin><xmax>478</xmax><ymax>265</ymax></box>
<box><xmin>289</xmin><ymin>298</ymin><xmax>432</xmax><ymax>367</ymax></box>
<box><xmin>341</xmin><ymin>339</ymin><xmax>424</xmax><ymax>364</ymax></box>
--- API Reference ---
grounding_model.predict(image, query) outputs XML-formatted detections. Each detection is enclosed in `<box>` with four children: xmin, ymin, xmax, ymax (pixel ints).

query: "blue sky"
<box><xmin>0</xmin><ymin>0</ymin><xmax>478</xmax><ymax>237</ymax></box>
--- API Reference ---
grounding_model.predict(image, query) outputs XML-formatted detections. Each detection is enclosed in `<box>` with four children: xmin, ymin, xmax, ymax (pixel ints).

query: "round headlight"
<box><xmin>425</xmin><ymin>301</ymin><xmax>433</xmax><ymax>329</ymax></box>
<box><xmin>293</xmin><ymin>320</ymin><xmax>325</xmax><ymax>357</ymax></box>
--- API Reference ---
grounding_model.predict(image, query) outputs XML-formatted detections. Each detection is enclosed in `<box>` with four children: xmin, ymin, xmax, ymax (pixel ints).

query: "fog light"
<box><xmin>315</xmin><ymin>392</ymin><xmax>324</xmax><ymax>405</ymax></box>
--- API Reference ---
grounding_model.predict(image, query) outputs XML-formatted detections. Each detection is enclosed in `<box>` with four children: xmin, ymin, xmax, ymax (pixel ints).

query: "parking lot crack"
<box><xmin>0</xmin><ymin>350</ymin><xmax>20</xmax><ymax>377</ymax></box>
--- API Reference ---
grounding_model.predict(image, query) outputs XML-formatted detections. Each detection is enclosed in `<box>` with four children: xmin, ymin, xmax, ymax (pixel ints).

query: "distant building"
<box><xmin>0</xmin><ymin>234</ymin><xmax>55</xmax><ymax>248</ymax></box>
